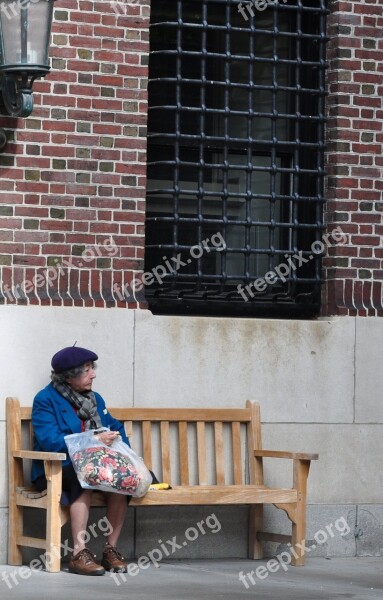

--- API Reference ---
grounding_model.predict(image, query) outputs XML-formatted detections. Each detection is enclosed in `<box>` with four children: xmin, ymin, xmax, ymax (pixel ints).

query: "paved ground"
<box><xmin>1</xmin><ymin>557</ymin><xmax>382</xmax><ymax>600</ymax></box>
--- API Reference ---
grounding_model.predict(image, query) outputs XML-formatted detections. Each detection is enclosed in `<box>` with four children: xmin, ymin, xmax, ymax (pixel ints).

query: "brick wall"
<box><xmin>0</xmin><ymin>0</ymin><xmax>150</xmax><ymax>307</ymax></box>
<box><xmin>0</xmin><ymin>0</ymin><xmax>382</xmax><ymax>316</ymax></box>
<box><xmin>324</xmin><ymin>0</ymin><xmax>383</xmax><ymax>316</ymax></box>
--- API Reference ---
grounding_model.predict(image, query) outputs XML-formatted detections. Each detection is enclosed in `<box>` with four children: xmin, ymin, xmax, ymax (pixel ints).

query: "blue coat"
<box><xmin>31</xmin><ymin>383</ymin><xmax>130</xmax><ymax>482</ymax></box>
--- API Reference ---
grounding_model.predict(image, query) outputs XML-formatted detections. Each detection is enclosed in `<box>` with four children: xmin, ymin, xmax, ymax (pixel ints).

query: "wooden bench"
<box><xmin>6</xmin><ymin>396</ymin><xmax>318</xmax><ymax>573</ymax></box>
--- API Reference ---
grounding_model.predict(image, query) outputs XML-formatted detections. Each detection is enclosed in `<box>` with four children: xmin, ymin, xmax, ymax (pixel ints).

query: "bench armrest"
<box><xmin>12</xmin><ymin>450</ymin><xmax>67</xmax><ymax>461</ymax></box>
<box><xmin>254</xmin><ymin>450</ymin><xmax>318</xmax><ymax>461</ymax></box>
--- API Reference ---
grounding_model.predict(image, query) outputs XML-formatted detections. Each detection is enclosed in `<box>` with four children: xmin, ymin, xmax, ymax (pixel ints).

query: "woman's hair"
<box><xmin>51</xmin><ymin>366</ymin><xmax>84</xmax><ymax>384</ymax></box>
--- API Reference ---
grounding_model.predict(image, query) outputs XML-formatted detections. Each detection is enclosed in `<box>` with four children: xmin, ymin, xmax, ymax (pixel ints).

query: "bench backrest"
<box><xmin>7</xmin><ymin>398</ymin><xmax>264</xmax><ymax>487</ymax></box>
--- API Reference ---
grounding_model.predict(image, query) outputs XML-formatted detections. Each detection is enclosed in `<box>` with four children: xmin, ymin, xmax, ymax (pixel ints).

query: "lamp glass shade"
<box><xmin>0</xmin><ymin>0</ymin><xmax>54</xmax><ymax>68</ymax></box>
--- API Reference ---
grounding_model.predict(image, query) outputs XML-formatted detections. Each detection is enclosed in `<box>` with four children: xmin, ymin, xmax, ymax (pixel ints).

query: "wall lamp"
<box><xmin>0</xmin><ymin>0</ymin><xmax>56</xmax><ymax>150</ymax></box>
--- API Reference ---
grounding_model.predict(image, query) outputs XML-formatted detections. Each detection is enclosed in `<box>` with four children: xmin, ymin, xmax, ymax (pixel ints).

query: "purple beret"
<box><xmin>51</xmin><ymin>346</ymin><xmax>98</xmax><ymax>373</ymax></box>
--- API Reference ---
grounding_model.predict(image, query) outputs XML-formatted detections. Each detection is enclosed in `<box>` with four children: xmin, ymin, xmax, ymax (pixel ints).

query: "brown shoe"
<box><xmin>101</xmin><ymin>543</ymin><xmax>129</xmax><ymax>572</ymax></box>
<box><xmin>68</xmin><ymin>548</ymin><xmax>105</xmax><ymax>576</ymax></box>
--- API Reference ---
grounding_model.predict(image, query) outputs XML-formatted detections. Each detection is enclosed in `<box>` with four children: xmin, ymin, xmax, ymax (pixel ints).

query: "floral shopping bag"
<box><xmin>64</xmin><ymin>429</ymin><xmax>152</xmax><ymax>497</ymax></box>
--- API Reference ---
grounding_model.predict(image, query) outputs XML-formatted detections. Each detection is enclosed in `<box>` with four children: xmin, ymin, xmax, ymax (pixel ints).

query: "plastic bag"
<box><xmin>64</xmin><ymin>429</ymin><xmax>152</xmax><ymax>497</ymax></box>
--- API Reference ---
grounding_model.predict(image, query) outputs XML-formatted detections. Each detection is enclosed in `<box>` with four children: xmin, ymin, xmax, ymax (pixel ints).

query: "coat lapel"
<box><xmin>50</xmin><ymin>387</ymin><xmax>82</xmax><ymax>433</ymax></box>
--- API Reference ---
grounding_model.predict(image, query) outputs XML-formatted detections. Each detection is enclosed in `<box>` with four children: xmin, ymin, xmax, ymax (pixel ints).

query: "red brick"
<box><xmin>0</xmin><ymin>219</ymin><xmax>22</xmax><ymax>229</ymax></box>
<box><xmin>15</xmin><ymin>207</ymin><xmax>49</xmax><ymax>218</ymax></box>
<box><xmin>359</xmin><ymin>226</ymin><xmax>373</xmax><ymax>235</ymax></box>
<box><xmin>351</xmin><ymin>235</ymin><xmax>381</xmax><ymax>246</ymax></box>
<box><xmin>360</xmin><ymin>248</ymin><xmax>373</xmax><ymax>257</ymax></box>
<box><xmin>351</xmin><ymin>258</ymin><xmax>380</xmax><ymax>268</ymax></box>
<box><xmin>359</xmin><ymin>179</ymin><xmax>374</xmax><ymax>189</ymax></box>
<box><xmin>40</xmin><ymin>220</ymin><xmax>73</xmax><ymax>232</ymax></box>
<box><xmin>352</xmin><ymin>190</ymin><xmax>381</xmax><ymax>201</ymax></box>
<box><xmin>352</xmin><ymin>144</ymin><xmax>382</xmax><ymax>154</ymax></box>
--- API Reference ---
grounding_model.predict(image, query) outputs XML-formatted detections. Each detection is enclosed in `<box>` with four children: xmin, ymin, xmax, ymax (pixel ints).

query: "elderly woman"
<box><xmin>31</xmin><ymin>345</ymin><xmax>130</xmax><ymax>576</ymax></box>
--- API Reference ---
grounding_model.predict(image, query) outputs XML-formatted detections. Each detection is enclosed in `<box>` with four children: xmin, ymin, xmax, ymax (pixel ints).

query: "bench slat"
<box><xmin>160</xmin><ymin>421</ymin><xmax>171</xmax><ymax>482</ymax></box>
<box><xmin>247</xmin><ymin>400</ymin><xmax>263</xmax><ymax>485</ymax></box>
<box><xmin>17</xmin><ymin>535</ymin><xmax>47</xmax><ymax>550</ymax></box>
<box><xmin>257</xmin><ymin>532</ymin><xmax>292</xmax><ymax>544</ymax></box>
<box><xmin>17</xmin><ymin>486</ymin><xmax>47</xmax><ymax>499</ymax></box>
<box><xmin>29</xmin><ymin>422</ymin><xmax>34</xmax><ymax>453</ymax></box>
<box><xmin>232</xmin><ymin>421</ymin><xmax>242</xmax><ymax>485</ymax></box>
<box><xmin>214</xmin><ymin>422</ymin><xmax>225</xmax><ymax>485</ymax></box>
<box><xmin>179</xmin><ymin>421</ymin><xmax>189</xmax><ymax>485</ymax></box>
<box><xmin>109</xmin><ymin>408</ymin><xmax>252</xmax><ymax>422</ymax></box>
<box><xmin>16</xmin><ymin>493</ymin><xmax>48</xmax><ymax>509</ymax></box>
<box><xmin>124</xmin><ymin>420</ymin><xmax>133</xmax><ymax>442</ymax></box>
<box><xmin>142</xmin><ymin>421</ymin><xmax>152</xmax><ymax>470</ymax></box>
<box><xmin>20</xmin><ymin>407</ymin><xmax>253</xmax><ymax>423</ymax></box>
<box><xmin>197</xmin><ymin>421</ymin><xmax>207</xmax><ymax>485</ymax></box>
<box><xmin>28</xmin><ymin>485</ymin><xmax>296</xmax><ymax>507</ymax></box>
<box><xmin>129</xmin><ymin>485</ymin><xmax>298</xmax><ymax>506</ymax></box>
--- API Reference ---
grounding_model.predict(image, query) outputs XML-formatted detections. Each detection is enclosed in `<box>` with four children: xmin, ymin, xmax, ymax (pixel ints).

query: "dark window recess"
<box><xmin>144</xmin><ymin>0</ymin><xmax>329</xmax><ymax>317</ymax></box>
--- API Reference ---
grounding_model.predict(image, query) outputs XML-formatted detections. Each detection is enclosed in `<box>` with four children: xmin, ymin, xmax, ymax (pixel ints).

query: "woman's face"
<box><xmin>67</xmin><ymin>361</ymin><xmax>96</xmax><ymax>392</ymax></box>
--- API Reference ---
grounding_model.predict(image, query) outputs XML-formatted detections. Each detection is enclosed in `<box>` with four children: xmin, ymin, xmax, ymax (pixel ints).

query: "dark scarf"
<box><xmin>52</xmin><ymin>381</ymin><xmax>103</xmax><ymax>430</ymax></box>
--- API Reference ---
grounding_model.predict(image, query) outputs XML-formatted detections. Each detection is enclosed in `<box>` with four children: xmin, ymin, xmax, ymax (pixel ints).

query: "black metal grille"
<box><xmin>144</xmin><ymin>0</ymin><xmax>328</xmax><ymax>317</ymax></box>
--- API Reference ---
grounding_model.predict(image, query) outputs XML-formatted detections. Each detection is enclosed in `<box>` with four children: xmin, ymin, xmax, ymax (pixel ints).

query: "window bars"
<box><xmin>145</xmin><ymin>0</ymin><xmax>329</xmax><ymax>317</ymax></box>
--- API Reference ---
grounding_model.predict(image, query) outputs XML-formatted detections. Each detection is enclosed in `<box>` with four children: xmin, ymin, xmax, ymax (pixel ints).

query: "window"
<box><xmin>145</xmin><ymin>0</ymin><xmax>328</xmax><ymax>317</ymax></box>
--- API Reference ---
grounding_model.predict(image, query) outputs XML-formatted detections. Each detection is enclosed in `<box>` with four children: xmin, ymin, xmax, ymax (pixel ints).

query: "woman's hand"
<box><xmin>96</xmin><ymin>430</ymin><xmax>120</xmax><ymax>446</ymax></box>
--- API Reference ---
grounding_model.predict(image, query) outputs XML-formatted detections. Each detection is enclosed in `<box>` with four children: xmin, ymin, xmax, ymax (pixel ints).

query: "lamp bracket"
<box><xmin>0</xmin><ymin>72</ymin><xmax>36</xmax><ymax>117</ymax></box>
<box><xmin>0</xmin><ymin>68</ymin><xmax>49</xmax><ymax>118</ymax></box>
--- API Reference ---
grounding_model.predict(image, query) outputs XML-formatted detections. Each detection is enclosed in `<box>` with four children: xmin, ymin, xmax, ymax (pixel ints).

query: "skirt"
<box><xmin>33</xmin><ymin>465</ymin><xmax>157</xmax><ymax>506</ymax></box>
<box><xmin>33</xmin><ymin>463</ymin><xmax>87</xmax><ymax>506</ymax></box>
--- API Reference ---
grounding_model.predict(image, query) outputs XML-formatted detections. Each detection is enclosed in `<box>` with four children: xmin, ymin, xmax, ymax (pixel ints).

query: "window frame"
<box><xmin>144</xmin><ymin>0</ymin><xmax>329</xmax><ymax>317</ymax></box>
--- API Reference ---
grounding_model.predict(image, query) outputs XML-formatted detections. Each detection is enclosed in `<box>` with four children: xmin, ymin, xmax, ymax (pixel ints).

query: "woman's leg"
<box><xmin>101</xmin><ymin>493</ymin><xmax>129</xmax><ymax>572</ymax></box>
<box><xmin>70</xmin><ymin>490</ymin><xmax>93</xmax><ymax>553</ymax></box>
<box><xmin>68</xmin><ymin>490</ymin><xmax>105</xmax><ymax>575</ymax></box>
<box><xmin>105</xmin><ymin>492</ymin><xmax>128</xmax><ymax>547</ymax></box>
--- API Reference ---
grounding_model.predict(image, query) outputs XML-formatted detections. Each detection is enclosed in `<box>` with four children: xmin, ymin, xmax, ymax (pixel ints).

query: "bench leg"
<box><xmin>248</xmin><ymin>505</ymin><xmax>264</xmax><ymax>559</ymax></box>
<box><xmin>291</xmin><ymin>459</ymin><xmax>310</xmax><ymax>566</ymax></box>
<box><xmin>44</xmin><ymin>461</ymin><xmax>63</xmax><ymax>573</ymax></box>
<box><xmin>8</xmin><ymin>454</ymin><xmax>23</xmax><ymax>566</ymax></box>
<box><xmin>8</xmin><ymin>504</ymin><xmax>23</xmax><ymax>566</ymax></box>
